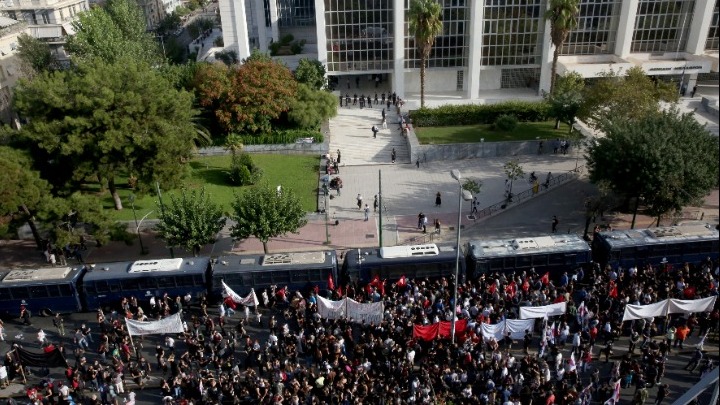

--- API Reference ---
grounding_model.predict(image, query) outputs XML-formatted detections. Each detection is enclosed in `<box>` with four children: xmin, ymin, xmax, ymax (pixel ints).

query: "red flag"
<box><xmin>488</xmin><ymin>283</ymin><xmax>497</xmax><ymax>294</ymax></box>
<box><xmin>370</xmin><ymin>275</ymin><xmax>381</xmax><ymax>286</ymax></box>
<box><xmin>398</xmin><ymin>275</ymin><xmax>407</xmax><ymax>288</ymax></box>
<box><xmin>683</xmin><ymin>286</ymin><xmax>696</xmax><ymax>299</ymax></box>
<box><xmin>413</xmin><ymin>324</ymin><xmax>439</xmax><ymax>341</ymax></box>
<box><xmin>336</xmin><ymin>286</ymin><xmax>343</xmax><ymax>297</ymax></box>
<box><xmin>522</xmin><ymin>279</ymin><xmax>530</xmax><ymax>292</ymax></box>
<box><xmin>327</xmin><ymin>274</ymin><xmax>335</xmax><ymax>291</ymax></box>
<box><xmin>608</xmin><ymin>281</ymin><xmax>618</xmax><ymax>298</ymax></box>
<box><xmin>223</xmin><ymin>296</ymin><xmax>237</xmax><ymax>310</ymax></box>
<box><xmin>505</xmin><ymin>281</ymin><xmax>517</xmax><ymax>298</ymax></box>
<box><xmin>378</xmin><ymin>279</ymin><xmax>386</xmax><ymax>296</ymax></box>
<box><xmin>540</xmin><ymin>272</ymin><xmax>550</xmax><ymax>285</ymax></box>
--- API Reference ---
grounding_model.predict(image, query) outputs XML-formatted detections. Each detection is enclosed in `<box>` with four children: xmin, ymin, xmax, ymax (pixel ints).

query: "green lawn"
<box><xmin>103</xmin><ymin>154</ymin><xmax>319</xmax><ymax>221</ymax></box>
<box><xmin>414</xmin><ymin>121</ymin><xmax>576</xmax><ymax>144</ymax></box>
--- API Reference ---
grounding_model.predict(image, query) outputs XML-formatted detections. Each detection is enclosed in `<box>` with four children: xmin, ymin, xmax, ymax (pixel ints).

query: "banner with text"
<box><xmin>126</xmin><ymin>312</ymin><xmax>184</xmax><ymax>336</ymax></box>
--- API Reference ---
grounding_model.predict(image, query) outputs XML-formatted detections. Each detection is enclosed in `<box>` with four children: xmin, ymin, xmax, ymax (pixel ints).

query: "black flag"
<box><xmin>14</xmin><ymin>346</ymin><xmax>68</xmax><ymax>368</ymax></box>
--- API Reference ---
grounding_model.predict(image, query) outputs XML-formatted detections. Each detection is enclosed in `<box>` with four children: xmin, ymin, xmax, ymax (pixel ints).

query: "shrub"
<box><xmin>494</xmin><ymin>114</ymin><xmax>518</xmax><ymax>131</ymax></box>
<box><xmin>410</xmin><ymin>101</ymin><xmax>551</xmax><ymax>127</ymax></box>
<box><xmin>237</xmin><ymin>129</ymin><xmax>324</xmax><ymax>145</ymax></box>
<box><xmin>229</xmin><ymin>153</ymin><xmax>262</xmax><ymax>185</ymax></box>
<box><xmin>214</xmin><ymin>37</ymin><xmax>224</xmax><ymax>47</ymax></box>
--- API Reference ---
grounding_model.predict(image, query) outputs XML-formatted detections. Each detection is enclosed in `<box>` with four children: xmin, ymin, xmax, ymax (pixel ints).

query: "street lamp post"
<box><xmin>129</xmin><ymin>195</ymin><xmax>150</xmax><ymax>255</ymax></box>
<box><xmin>450</xmin><ymin>169</ymin><xmax>473</xmax><ymax>343</ymax></box>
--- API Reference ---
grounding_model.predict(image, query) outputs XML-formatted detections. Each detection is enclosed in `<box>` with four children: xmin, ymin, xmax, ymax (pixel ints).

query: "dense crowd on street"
<box><xmin>3</xmin><ymin>256</ymin><xmax>719</xmax><ymax>405</ymax></box>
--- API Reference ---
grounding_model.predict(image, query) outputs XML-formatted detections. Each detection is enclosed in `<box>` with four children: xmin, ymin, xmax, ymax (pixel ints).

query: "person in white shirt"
<box><xmin>37</xmin><ymin>329</ymin><xmax>47</xmax><ymax>345</ymax></box>
<box><xmin>165</xmin><ymin>336</ymin><xmax>175</xmax><ymax>353</ymax></box>
<box><xmin>406</xmin><ymin>348</ymin><xmax>415</xmax><ymax>364</ymax></box>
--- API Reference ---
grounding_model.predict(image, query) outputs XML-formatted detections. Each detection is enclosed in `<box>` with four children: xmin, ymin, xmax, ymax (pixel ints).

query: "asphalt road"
<box><xmin>0</xmin><ymin>303</ymin><xmax>716</xmax><ymax>404</ymax></box>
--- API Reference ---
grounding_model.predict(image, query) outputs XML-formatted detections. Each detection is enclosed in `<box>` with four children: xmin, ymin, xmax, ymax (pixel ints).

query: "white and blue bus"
<box><xmin>0</xmin><ymin>266</ymin><xmax>86</xmax><ymax>317</ymax></box>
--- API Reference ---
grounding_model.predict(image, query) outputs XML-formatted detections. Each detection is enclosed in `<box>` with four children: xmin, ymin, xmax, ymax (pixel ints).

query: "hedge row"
<box><xmin>410</xmin><ymin>101</ymin><xmax>551</xmax><ymax>127</ymax></box>
<box><xmin>237</xmin><ymin>129</ymin><xmax>324</xmax><ymax>145</ymax></box>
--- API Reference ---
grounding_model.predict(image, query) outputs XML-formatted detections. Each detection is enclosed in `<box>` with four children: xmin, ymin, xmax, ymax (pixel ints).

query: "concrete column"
<box><xmin>614</xmin><ymin>0</ymin><xmax>639</xmax><ymax>58</ymax></box>
<box><xmin>315</xmin><ymin>0</ymin><xmax>327</xmax><ymax>65</ymax></box>
<box><xmin>466</xmin><ymin>0</ymin><xmax>484</xmax><ymax>99</ymax></box>
<box><xmin>253</xmin><ymin>0</ymin><xmax>267</xmax><ymax>52</ymax></box>
<box><xmin>538</xmin><ymin>12</ymin><xmax>553</xmax><ymax>95</ymax></box>
<box><xmin>219</xmin><ymin>0</ymin><xmax>250</xmax><ymax>59</ymax></box>
<box><xmin>268</xmin><ymin>0</ymin><xmax>279</xmax><ymax>43</ymax></box>
<box><xmin>686</xmin><ymin>0</ymin><xmax>714</xmax><ymax>55</ymax></box>
<box><xmin>393</xmin><ymin>0</ymin><xmax>405</xmax><ymax>98</ymax></box>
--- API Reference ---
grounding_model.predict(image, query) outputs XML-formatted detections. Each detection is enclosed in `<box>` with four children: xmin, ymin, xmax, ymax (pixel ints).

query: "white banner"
<box><xmin>316</xmin><ymin>297</ymin><xmax>384</xmax><ymax>324</ymax></box>
<box><xmin>126</xmin><ymin>313</ymin><xmax>184</xmax><ymax>336</ymax></box>
<box><xmin>668</xmin><ymin>296</ymin><xmax>716</xmax><ymax>315</ymax></box>
<box><xmin>506</xmin><ymin>319</ymin><xmax>536</xmax><ymax>339</ymax></box>
<box><xmin>621</xmin><ymin>300</ymin><xmax>668</xmax><ymax>321</ymax></box>
<box><xmin>519</xmin><ymin>302</ymin><xmax>567</xmax><ymax>319</ymax></box>
<box><xmin>481</xmin><ymin>321</ymin><xmax>506</xmax><ymax>341</ymax></box>
<box><xmin>222</xmin><ymin>281</ymin><xmax>259</xmax><ymax>307</ymax></box>
<box><xmin>346</xmin><ymin>298</ymin><xmax>384</xmax><ymax>325</ymax></box>
<box><xmin>317</xmin><ymin>296</ymin><xmax>346</xmax><ymax>320</ymax></box>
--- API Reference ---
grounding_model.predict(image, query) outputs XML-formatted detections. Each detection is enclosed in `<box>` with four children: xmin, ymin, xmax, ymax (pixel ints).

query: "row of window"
<box><xmin>83</xmin><ymin>274</ymin><xmax>205</xmax><ymax>294</ymax></box>
<box><xmin>0</xmin><ymin>283</ymin><xmax>74</xmax><ymax>300</ymax></box>
<box><xmin>478</xmin><ymin>252</ymin><xmax>589</xmax><ymax>272</ymax></box>
<box><xmin>361</xmin><ymin>261</ymin><xmax>458</xmax><ymax>282</ymax></box>
<box><xmin>606</xmin><ymin>241</ymin><xmax>719</xmax><ymax>259</ymax></box>
<box><xmin>217</xmin><ymin>268</ymin><xmax>331</xmax><ymax>287</ymax></box>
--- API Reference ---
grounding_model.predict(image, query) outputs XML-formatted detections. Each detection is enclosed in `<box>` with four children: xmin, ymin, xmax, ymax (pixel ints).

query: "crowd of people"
<box><xmin>5</xmin><ymin>256</ymin><xmax>719</xmax><ymax>405</ymax></box>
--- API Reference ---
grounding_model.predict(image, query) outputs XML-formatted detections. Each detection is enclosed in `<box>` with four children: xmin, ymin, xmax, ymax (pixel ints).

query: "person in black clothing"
<box><xmin>655</xmin><ymin>384</ymin><xmax>669</xmax><ymax>405</ymax></box>
<box><xmin>523</xmin><ymin>330</ymin><xmax>532</xmax><ymax>354</ymax></box>
<box><xmin>552</xmin><ymin>216</ymin><xmax>559</xmax><ymax>233</ymax></box>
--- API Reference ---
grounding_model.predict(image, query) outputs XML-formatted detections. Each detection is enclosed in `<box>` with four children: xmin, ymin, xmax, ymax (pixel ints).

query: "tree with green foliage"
<box><xmin>546</xmin><ymin>0</ymin><xmax>580</xmax><ymax>95</ymax></box>
<box><xmin>156</xmin><ymin>12</ymin><xmax>182</xmax><ymax>35</ymax></box>
<box><xmin>194</xmin><ymin>59</ymin><xmax>298</xmax><ymax>134</ymax></box>
<box><xmin>462</xmin><ymin>179</ymin><xmax>482</xmax><ymax>195</ymax></box>
<box><xmin>503</xmin><ymin>159</ymin><xmax>525</xmax><ymax>200</ymax></box>
<box><xmin>288</xmin><ymin>84</ymin><xmax>338</xmax><ymax>130</ymax></box>
<box><xmin>0</xmin><ymin>146</ymin><xmax>51</xmax><ymax>248</ymax></box>
<box><xmin>408</xmin><ymin>0</ymin><xmax>443</xmax><ymax>108</ymax></box>
<box><xmin>187</xmin><ymin>17</ymin><xmax>214</xmax><ymax>40</ymax></box>
<box><xmin>586</xmin><ymin>108</ymin><xmax>719</xmax><ymax>228</ymax></box>
<box><xmin>294</xmin><ymin>59</ymin><xmax>326</xmax><ymax>90</ymax></box>
<box><xmin>546</xmin><ymin>71</ymin><xmax>584</xmax><ymax>131</ymax></box>
<box><xmin>16</xmin><ymin>34</ymin><xmax>57</xmax><ymax>76</ymax></box>
<box><xmin>155</xmin><ymin>187</ymin><xmax>226</xmax><ymax>256</ymax></box>
<box><xmin>68</xmin><ymin>0</ymin><xmax>162</xmax><ymax>65</ymax></box>
<box><xmin>229</xmin><ymin>184</ymin><xmax>308</xmax><ymax>253</ymax></box>
<box><xmin>580</xmin><ymin>66</ymin><xmax>678</xmax><ymax>129</ymax></box>
<box><xmin>42</xmin><ymin>192</ymin><xmax>125</xmax><ymax>248</ymax></box>
<box><xmin>13</xmin><ymin>58</ymin><xmax>198</xmax><ymax>210</ymax></box>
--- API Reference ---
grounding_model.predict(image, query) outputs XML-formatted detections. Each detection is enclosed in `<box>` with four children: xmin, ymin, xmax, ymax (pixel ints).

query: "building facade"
<box><xmin>220</xmin><ymin>0</ymin><xmax>718</xmax><ymax>99</ymax></box>
<box><xmin>0</xmin><ymin>16</ymin><xmax>26</xmax><ymax>124</ymax></box>
<box><xmin>139</xmin><ymin>0</ymin><xmax>182</xmax><ymax>30</ymax></box>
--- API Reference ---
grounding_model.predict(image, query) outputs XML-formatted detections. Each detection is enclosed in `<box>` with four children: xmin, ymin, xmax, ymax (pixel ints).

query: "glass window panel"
<box><xmin>59</xmin><ymin>284</ymin><xmax>73</xmax><ymax>297</ymax></box>
<box><xmin>30</xmin><ymin>285</ymin><xmax>49</xmax><ymax>298</ymax></box>
<box><xmin>95</xmin><ymin>281</ymin><xmax>109</xmax><ymax>293</ymax></box>
<box><xmin>0</xmin><ymin>288</ymin><xmax>10</xmax><ymax>301</ymax></box>
<box><xmin>157</xmin><ymin>277</ymin><xmax>175</xmax><ymax>288</ymax></box>
<box><xmin>11</xmin><ymin>287</ymin><xmax>30</xmax><ymax>299</ymax></box>
<box><xmin>47</xmin><ymin>285</ymin><xmax>62</xmax><ymax>297</ymax></box>
<box><xmin>632</xmin><ymin>0</ymin><xmax>696</xmax><ymax>53</ymax></box>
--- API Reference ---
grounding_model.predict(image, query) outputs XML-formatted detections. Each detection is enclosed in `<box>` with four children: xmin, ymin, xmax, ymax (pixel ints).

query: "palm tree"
<box><xmin>546</xmin><ymin>0</ymin><xmax>580</xmax><ymax>95</ymax></box>
<box><xmin>408</xmin><ymin>0</ymin><xmax>443</xmax><ymax>108</ymax></box>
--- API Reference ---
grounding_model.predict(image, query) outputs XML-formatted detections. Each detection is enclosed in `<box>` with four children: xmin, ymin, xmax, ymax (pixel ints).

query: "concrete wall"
<box><xmin>405</xmin><ymin>69</ymin><xmax>458</xmax><ymax>93</ymax></box>
<box><xmin>478</xmin><ymin>68</ymin><xmax>502</xmax><ymax>90</ymax></box>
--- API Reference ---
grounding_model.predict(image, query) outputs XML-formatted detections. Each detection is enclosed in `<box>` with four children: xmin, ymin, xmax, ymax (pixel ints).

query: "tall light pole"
<box><xmin>128</xmin><ymin>194</ymin><xmax>148</xmax><ymax>255</ymax></box>
<box><xmin>450</xmin><ymin>169</ymin><xmax>473</xmax><ymax>343</ymax></box>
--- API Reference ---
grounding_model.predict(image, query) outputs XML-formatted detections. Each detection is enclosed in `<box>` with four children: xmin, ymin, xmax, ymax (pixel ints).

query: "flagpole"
<box><xmin>125</xmin><ymin>319</ymin><xmax>138</xmax><ymax>360</ymax></box>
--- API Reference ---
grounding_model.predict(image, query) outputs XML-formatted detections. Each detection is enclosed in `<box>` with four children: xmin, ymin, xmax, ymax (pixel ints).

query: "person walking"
<box><xmin>53</xmin><ymin>313</ymin><xmax>66</xmax><ymax>336</ymax></box>
<box><xmin>654</xmin><ymin>384</ymin><xmax>669</xmax><ymax>405</ymax></box>
<box><xmin>356</xmin><ymin>194</ymin><xmax>363</xmax><ymax>210</ymax></box>
<box><xmin>337</xmin><ymin>149</ymin><xmax>341</xmax><ymax>164</ymax></box>
<box><xmin>364</xmin><ymin>204</ymin><xmax>370</xmax><ymax>221</ymax></box>
<box><xmin>382</xmin><ymin>117</ymin><xmax>387</xmax><ymax>129</ymax></box>
<box><xmin>373</xmin><ymin>195</ymin><xmax>378</xmax><ymax>212</ymax></box>
<box><xmin>471</xmin><ymin>197</ymin><xmax>479</xmax><ymax>216</ymax></box>
<box><xmin>372</xmin><ymin>125</ymin><xmax>379</xmax><ymax>138</ymax></box>
<box><xmin>684</xmin><ymin>348</ymin><xmax>703</xmax><ymax>373</ymax></box>
<box><xmin>434</xmin><ymin>219</ymin><xmax>441</xmax><ymax>234</ymax></box>
<box><xmin>552</xmin><ymin>216</ymin><xmax>559</xmax><ymax>233</ymax></box>
<box><xmin>391</xmin><ymin>148</ymin><xmax>396</xmax><ymax>163</ymax></box>
<box><xmin>435</xmin><ymin>192</ymin><xmax>442</xmax><ymax>207</ymax></box>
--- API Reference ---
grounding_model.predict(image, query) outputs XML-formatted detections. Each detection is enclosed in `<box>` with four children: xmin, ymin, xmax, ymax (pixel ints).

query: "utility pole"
<box><xmin>378</xmin><ymin>170</ymin><xmax>383</xmax><ymax>248</ymax></box>
<box><xmin>156</xmin><ymin>182</ymin><xmax>175</xmax><ymax>258</ymax></box>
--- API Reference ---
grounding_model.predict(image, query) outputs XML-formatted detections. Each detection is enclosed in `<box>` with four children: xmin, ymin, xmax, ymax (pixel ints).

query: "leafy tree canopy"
<box><xmin>194</xmin><ymin>59</ymin><xmax>298</xmax><ymax>134</ymax></box>
<box><xmin>155</xmin><ymin>187</ymin><xmax>226</xmax><ymax>256</ymax></box>
<box><xmin>288</xmin><ymin>84</ymin><xmax>338</xmax><ymax>130</ymax></box>
<box><xmin>68</xmin><ymin>0</ymin><xmax>162</xmax><ymax>65</ymax></box>
<box><xmin>0</xmin><ymin>146</ymin><xmax>50</xmax><ymax>219</ymax></box>
<box><xmin>545</xmin><ymin>71</ymin><xmax>584</xmax><ymax>131</ymax></box>
<box><xmin>546</xmin><ymin>0</ymin><xmax>580</xmax><ymax>94</ymax></box>
<box><xmin>229</xmin><ymin>184</ymin><xmax>308</xmax><ymax>253</ymax></box>
<box><xmin>408</xmin><ymin>0</ymin><xmax>443</xmax><ymax>108</ymax></box>
<box><xmin>41</xmin><ymin>192</ymin><xmax>123</xmax><ymax>247</ymax></box>
<box><xmin>294</xmin><ymin>59</ymin><xmax>326</xmax><ymax>90</ymax></box>
<box><xmin>587</xmin><ymin>108</ymin><xmax>719</xmax><ymax>223</ymax></box>
<box><xmin>579</xmin><ymin>66</ymin><xmax>678</xmax><ymax>129</ymax></box>
<box><xmin>16</xmin><ymin>33</ymin><xmax>57</xmax><ymax>76</ymax></box>
<box><xmin>13</xmin><ymin>57</ymin><xmax>198</xmax><ymax>209</ymax></box>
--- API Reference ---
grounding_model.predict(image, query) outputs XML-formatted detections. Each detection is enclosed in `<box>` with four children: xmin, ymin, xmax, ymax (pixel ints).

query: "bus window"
<box><xmin>139</xmin><ymin>278</ymin><xmax>157</xmax><ymax>290</ymax></box>
<box><xmin>564</xmin><ymin>254</ymin><xmax>577</xmax><ymax>266</ymax></box>
<box><xmin>489</xmin><ymin>259</ymin><xmax>503</xmax><ymax>271</ymax></box>
<box><xmin>532</xmin><ymin>254</ymin><xmax>548</xmax><ymax>267</ymax></box>
<box><xmin>255</xmin><ymin>272</ymin><xmax>272</xmax><ymax>286</ymax></box>
<box><xmin>109</xmin><ymin>281</ymin><xmax>122</xmax><ymax>293</ymax></box>
<box><xmin>503</xmin><ymin>257</ymin><xmax>515</xmax><ymax>269</ymax></box>
<box><xmin>157</xmin><ymin>276</ymin><xmax>176</xmax><ymax>289</ymax></box>
<box><xmin>29</xmin><ymin>285</ymin><xmax>49</xmax><ymax>298</ymax></box>
<box><xmin>291</xmin><ymin>270</ymin><xmax>310</xmax><ymax>283</ymax></box>
<box><xmin>548</xmin><ymin>254</ymin><xmax>564</xmax><ymax>266</ymax></box>
<box><xmin>620</xmin><ymin>247</ymin><xmax>635</xmax><ymax>259</ymax></box>
<box><xmin>516</xmin><ymin>255</ymin><xmax>532</xmax><ymax>269</ymax></box>
<box><xmin>0</xmin><ymin>288</ymin><xmax>10</xmax><ymax>301</ymax></box>
<box><xmin>416</xmin><ymin>264</ymin><xmax>438</xmax><ymax>279</ymax></box>
<box><xmin>273</xmin><ymin>271</ymin><xmax>290</xmax><ymax>284</ymax></box>
<box><xmin>10</xmin><ymin>287</ymin><xmax>30</xmax><ymax>299</ymax></box>
<box><xmin>47</xmin><ymin>285</ymin><xmax>61</xmax><ymax>297</ymax></box>
<box><xmin>124</xmin><ymin>279</ymin><xmax>141</xmax><ymax>292</ymax></box>
<box><xmin>59</xmin><ymin>284</ymin><xmax>73</xmax><ymax>297</ymax></box>
<box><xmin>310</xmin><ymin>269</ymin><xmax>324</xmax><ymax>282</ymax></box>
<box><xmin>95</xmin><ymin>281</ymin><xmax>110</xmax><ymax>293</ymax></box>
<box><xmin>176</xmin><ymin>275</ymin><xmax>195</xmax><ymax>287</ymax></box>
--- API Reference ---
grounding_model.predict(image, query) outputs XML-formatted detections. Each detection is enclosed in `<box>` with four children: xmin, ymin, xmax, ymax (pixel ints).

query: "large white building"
<box><xmin>219</xmin><ymin>0</ymin><xmax>718</xmax><ymax>99</ymax></box>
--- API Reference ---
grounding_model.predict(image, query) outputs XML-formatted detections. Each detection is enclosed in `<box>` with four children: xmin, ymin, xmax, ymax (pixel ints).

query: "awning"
<box><xmin>62</xmin><ymin>22</ymin><xmax>76</xmax><ymax>36</ymax></box>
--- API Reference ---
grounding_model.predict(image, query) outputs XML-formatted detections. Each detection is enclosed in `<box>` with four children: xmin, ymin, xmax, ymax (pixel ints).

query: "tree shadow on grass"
<box><xmin>189</xmin><ymin>161</ymin><xmax>233</xmax><ymax>186</ymax></box>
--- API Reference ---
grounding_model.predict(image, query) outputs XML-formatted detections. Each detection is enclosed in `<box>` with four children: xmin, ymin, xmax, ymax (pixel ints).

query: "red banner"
<box><xmin>438</xmin><ymin>319</ymin><xmax>467</xmax><ymax>339</ymax></box>
<box><xmin>413</xmin><ymin>324</ymin><xmax>439</xmax><ymax>341</ymax></box>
